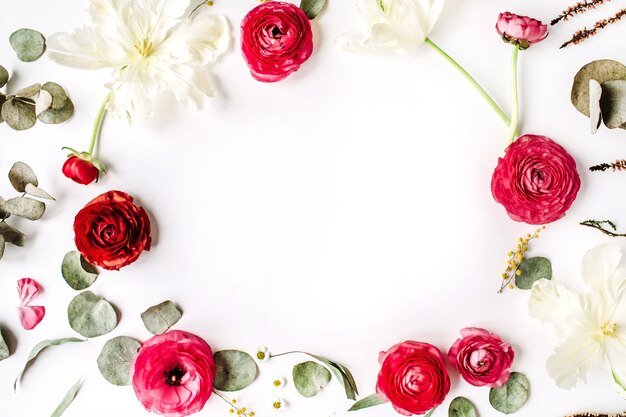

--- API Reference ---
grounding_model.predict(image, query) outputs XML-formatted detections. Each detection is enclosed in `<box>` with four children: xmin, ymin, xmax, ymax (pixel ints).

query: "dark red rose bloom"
<box><xmin>376</xmin><ymin>341</ymin><xmax>450</xmax><ymax>416</ymax></box>
<box><xmin>491</xmin><ymin>135</ymin><xmax>580</xmax><ymax>225</ymax></box>
<box><xmin>241</xmin><ymin>1</ymin><xmax>314</xmax><ymax>82</ymax></box>
<box><xmin>63</xmin><ymin>155</ymin><xmax>99</xmax><ymax>185</ymax></box>
<box><xmin>74</xmin><ymin>190</ymin><xmax>151</xmax><ymax>270</ymax></box>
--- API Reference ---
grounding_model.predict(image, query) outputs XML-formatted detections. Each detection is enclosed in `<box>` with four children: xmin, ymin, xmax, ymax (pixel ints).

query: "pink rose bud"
<box><xmin>496</xmin><ymin>12</ymin><xmax>548</xmax><ymax>49</ymax></box>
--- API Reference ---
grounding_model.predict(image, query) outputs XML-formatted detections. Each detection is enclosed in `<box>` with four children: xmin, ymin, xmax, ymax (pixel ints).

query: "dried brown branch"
<box><xmin>564</xmin><ymin>413</ymin><xmax>626</xmax><ymax>417</ymax></box>
<box><xmin>552</xmin><ymin>0</ymin><xmax>612</xmax><ymax>26</ymax></box>
<box><xmin>561</xmin><ymin>8</ymin><xmax>626</xmax><ymax>48</ymax></box>
<box><xmin>589</xmin><ymin>159</ymin><xmax>626</xmax><ymax>172</ymax></box>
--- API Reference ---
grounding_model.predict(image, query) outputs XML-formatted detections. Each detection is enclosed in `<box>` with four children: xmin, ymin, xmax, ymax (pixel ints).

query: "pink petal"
<box><xmin>17</xmin><ymin>278</ymin><xmax>42</xmax><ymax>305</ymax></box>
<box><xmin>19</xmin><ymin>306</ymin><xmax>45</xmax><ymax>330</ymax></box>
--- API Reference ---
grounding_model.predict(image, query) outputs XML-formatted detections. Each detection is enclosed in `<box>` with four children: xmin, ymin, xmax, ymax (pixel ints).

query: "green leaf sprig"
<box><xmin>499</xmin><ymin>226</ymin><xmax>551</xmax><ymax>293</ymax></box>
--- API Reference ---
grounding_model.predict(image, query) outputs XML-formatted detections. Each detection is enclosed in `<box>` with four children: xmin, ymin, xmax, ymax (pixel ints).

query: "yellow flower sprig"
<box><xmin>499</xmin><ymin>226</ymin><xmax>546</xmax><ymax>293</ymax></box>
<box><xmin>213</xmin><ymin>391</ymin><xmax>255</xmax><ymax>417</ymax></box>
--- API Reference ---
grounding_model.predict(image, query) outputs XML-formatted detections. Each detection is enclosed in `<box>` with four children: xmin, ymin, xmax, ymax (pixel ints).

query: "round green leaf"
<box><xmin>0</xmin><ymin>222</ymin><xmax>25</xmax><ymax>247</ymax></box>
<box><xmin>14</xmin><ymin>83</ymin><xmax>41</xmax><ymax>98</ymax></box>
<box><xmin>68</xmin><ymin>291</ymin><xmax>118</xmax><ymax>338</ymax></box>
<box><xmin>572</xmin><ymin>60</ymin><xmax>626</xmax><ymax>117</ymax></box>
<box><xmin>62</xmin><ymin>251</ymin><xmax>98</xmax><ymax>290</ymax></box>
<box><xmin>41</xmin><ymin>82</ymin><xmax>68</xmax><ymax>110</ymax></box>
<box><xmin>9</xmin><ymin>29</ymin><xmax>46</xmax><ymax>62</ymax></box>
<box><xmin>4</xmin><ymin>197</ymin><xmax>45</xmax><ymax>220</ymax></box>
<box><xmin>8</xmin><ymin>161</ymin><xmax>38</xmax><ymax>192</ymax></box>
<box><xmin>37</xmin><ymin>97</ymin><xmax>74</xmax><ymax>124</ymax></box>
<box><xmin>213</xmin><ymin>350</ymin><xmax>258</xmax><ymax>391</ymax></box>
<box><xmin>0</xmin><ymin>65</ymin><xmax>8</xmax><ymax>88</ymax></box>
<box><xmin>489</xmin><ymin>372</ymin><xmax>530</xmax><ymax>415</ymax></box>
<box><xmin>0</xmin><ymin>235</ymin><xmax>5</xmax><ymax>261</ymax></box>
<box><xmin>97</xmin><ymin>336</ymin><xmax>141</xmax><ymax>386</ymax></box>
<box><xmin>515</xmin><ymin>257</ymin><xmax>552</xmax><ymax>290</ymax></box>
<box><xmin>0</xmin><ymin>328</ymin><xmax>9</xmax><ymax>361</ymax></box>
<box><xmin>300</xmin><ymin>0</ymin><xmax>327</xmax><ymax>19</ymax></box>
<box><xmin>0</xmin><ymin>196</ymin><xmax>10</xmax><ymax>219</ymax></box>
<box><xmin>0</xmin><ymin>95</ymin><xmax>7</xmax><ymax>124</ymax></box>
<box><xmin>141</xmin><ymin>300</ymin><xmax>182</xmax><ymax>335</ymax></box>
<box><xmin>24</xmin><ymin>183</ymin><xmax>54</xmax><ymax>200</ymax></box>
<box><xmin>1</xmin><ymin>98</ymin><xmax>36</xmax><ymax>130</ymax></box>
<box><xmin>449</xmin><ymin>397</ymin><xmax>477</xmax><ymax>417</ymax></box>
<box><xmin>293</xmin><ymin>361</ymin><xmax>331</xmax><ymax>398</ymax></box>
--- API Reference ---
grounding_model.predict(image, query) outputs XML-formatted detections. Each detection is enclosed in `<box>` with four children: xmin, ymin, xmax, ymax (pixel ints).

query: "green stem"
<box><xmin>507</xmin><ymin>45</ymin><xmax>520</xmax><ymax>144</ymax></box>
<box><xmin>425</xmin><ymin>38</ymin><xmax>511</xmax><ymax>127</ymax></box>
<box><xmin>88</xmin><ymin>93</ymin><xmax>111</xmax><ymax>156</ymax></box>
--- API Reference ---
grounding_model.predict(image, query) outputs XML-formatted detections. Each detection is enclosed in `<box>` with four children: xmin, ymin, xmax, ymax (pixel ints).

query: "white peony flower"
<box><xmin>336</xmin><ymin>0</ymin><xmax>444</xmax><ymax>54</ymax></box>
<box><xmin>47</xmin><ymin>0</ymin><xmax>229</xmax><ymax>122</ymax></box>
<box><xmin>529</xmin><ymin>244</ymin><xmax>626</xmax><ymax>398</ymax></box>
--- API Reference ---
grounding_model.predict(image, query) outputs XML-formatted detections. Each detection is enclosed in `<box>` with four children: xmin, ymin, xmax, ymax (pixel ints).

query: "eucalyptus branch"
<box><xmin>552</xmin><ymin>0</ymin><xmax>612</xmax><ymax>26</ymax></box>
<box><xmin>561</xmin><ymin>8</ymin><xmax>626</xmax><ymax>48</ymax></box>
<box><xmin>580</xmin><ymin>219</ymin><xmax>626</xmax><ymax>237</ymax></box>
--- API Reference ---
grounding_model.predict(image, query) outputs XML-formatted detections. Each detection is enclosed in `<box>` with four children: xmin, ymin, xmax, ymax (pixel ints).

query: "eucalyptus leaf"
<box><xmin>68</xmin><ymin>291</ymin><xmax>118</xmax><ymax>338</ymax></box>
<box><xmin>0</xmin><ymin>222</ymin><xmax>26</xmax><ymax>246</ymax></box>
<box><xmin>0</xmin><ymin>234</ymin><xmax>5</xmax><ymax>260</ymax></box>
<box><xmin>489</xmin><ymin>372</ymin><xmax>530</xmax><ymax>415</ymax></box>
<box><xmin>213</xmin><ymin>350</ymin><xmax>258</xmax><ymax>391</ymax></box>
<box><xmin>51</xmin><ymin>378</ymin><xmax>81</xmax><ymax>417</ymax></box>
<box><xmin>41</xmin><ymin>82</ymin><xmax>69</xmax><ymax>110</ymax></box>
<box><xmin>5</xmin><ymin>197</ymin><xmax>45</xmax><ymax>220</ymax></box>
<box><xmin>0</xmin><ymin>197</ymin><xmax>9</xmax><ymax>219</ymax></box>
<box><xmin>589</xmin><ymin>79</ymin><xmax>603</xmax><ymax>134</ymax></box>
<box><xmin>35</xmin><ymin>90</ymin><xmax>53</xmax><ymax>115</ymax></box>
<box><xmin>9</xmin><ymin>29</ymin><xmax>46</xmax><ymax>62</ymax></box>
<box><xmin>25</xmin><ymin>183</ymin><xmax>55</xmax><ymax>200</ymax></box>
<box><xmin>14</xmin><ymin>83</ymin><xmax>41</xmax><ymax>98</ymax></box>
<box><xmin>97</xmin><ymin>336</ymin><xmax>141</xmax><ymax>386</ymax></box>
<box><xmin>308</xmin><ymin>353</ymin><xmax>358</xmax><ymax>400</ymax></box>
<box><xmin>0</xmin><ymin>65</ymin><xmax>8</xmax><ymax>88</ymax></box>
<box><xmin>8</xmin><ymin>161</ymin><xmax>37</xmax><ymax>192</ymax></box>
<box><xmin>300</xmin><ymin>0</ymin><xmax>327</xmax><ymax>19</ymax></box>
<box><xmin>141</xmin><ymin>301</ymin><xmax>182</xmax><ymax>335</ymax></box>
<box><xmin>572</xmin><ymin>60</ymin><xmax>626</xmax><ymax>117</ymax></box>
<box><xmin>293</xmin><ymin>361</ymin><xmax>331</xmax><ymax>398</ymax></box>
<box><xmin>515</xmin><ymin>257</ymin><xmax>552</xmax><ymax>290</ymax></box>
<box><xmin>62</xmin><ymin>251</ymin><xmax>98</xmax><ymax>290</ymax></box>
<box><xmin>14</xmin><ymin>337</ymin><xmax>85</xmax><ymax>390</ymax></box>
<box><xmin>348</xmin><ymin>393</ymin><xmax>386</xmax><ymax>411</ymax></box>
<box><xmin>1</xmin><ymin>98</ymin><xmax>36</xmax><ymax>130</ymax></box>
<box><xmin>449</xmin><ymin>397</ymin><xmax>477</xmax><ymax>417</ymax></box>
<box><xmin>425</xmin><ymin>408</ymin><xmax>438</xmax><ymax>417</ymax></box>
<box><xmin>0</xmin><ymin>94</ymin><xmax>7</xmax><ymax>124</ymax></box>
<box><xmin>38</xmin><ymin>98</ymin><xmax>74</xmax><ymax>124</ymax></box>
<box><xmin>0</xmin><ymin>328</ymin><xmax>9</xmax><ymax>361</ymax></box>
<box><xmin>599</xmin><ymin>80</ymin><xmax>626</xmax><ymax>129</ymax></box>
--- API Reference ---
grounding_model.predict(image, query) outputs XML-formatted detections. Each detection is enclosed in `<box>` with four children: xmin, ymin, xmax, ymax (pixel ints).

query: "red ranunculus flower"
<box><xmin>448</xmin><ymin>327</ymin><xmax>514</xmax><ymax>388</ymax></box>
<box><xmin>496</xmin><ymin>12</ymin><xmax>548</xmax><ymax>49</ymax></box>
<box><xmin>62</xmin><ymin>155</ymin><xmax>100</xmax><ymax>185</ymax></box>
<box><xmin>241</xmin><ymin>1</ymin><xmax>314</xmax><ymax>82</ymax></box>
<box><xmin>131</xmin><ymin>330</ymin><xmax>216</xmax><ymax>417</ymax></box>
<box><xmin>376</xmin><ymin>341</ymin><xmax>450</xmax><ymax>416</ymax></box>
<box><xmin>491</xmin><ymin>135</ymin><xmax>580</xmax><ymax>225</ymax></box>
<box><xmin>74</xmin><ymin>190</ymin><xmax>151</xmax><ymax>270</ymax></box>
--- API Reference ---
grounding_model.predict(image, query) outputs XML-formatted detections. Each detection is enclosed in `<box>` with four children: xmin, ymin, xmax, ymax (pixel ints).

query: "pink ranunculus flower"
<box><xmin>491</xmin><ymin>134</ymin><xmax>581</xmax><ymax>225</ymax></box>
<box><xmin>16</xmin><ymin>278</ymin><xmax>45</xmax><ymax>330</ymax></box>
<box><xmin>376</xmin><ymin>341</ymin><xmax>450</xmax><ymax>416</ymax></box>
<box><xmin>241</xmin><ymin>1</ymin><xmax>314</xmax><ymax>82</ymax></box>
<box><xmin>131</xmin><ymin>330</ymin><xmax>216</xmax><ymax>417</ymax></box>
<box><xmin>448</xmin><ymin>328</ymin><xmax>515</xmax><ymax>388</ymax></box>
<box><xmin>496</xmin><ymin>12</ymin><xmax>548</xmax><ymax>49</ymax></box>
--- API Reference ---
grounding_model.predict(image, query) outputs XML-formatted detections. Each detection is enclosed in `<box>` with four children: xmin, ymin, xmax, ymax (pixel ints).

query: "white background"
<box><xmin>1</xmin><ymin>0</ymin><xmax>626</xmax><ymax>416</ymax></box>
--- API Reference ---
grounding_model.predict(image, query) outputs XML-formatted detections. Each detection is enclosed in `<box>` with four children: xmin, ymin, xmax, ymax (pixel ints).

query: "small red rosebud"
<box><xmin>62</xmin><ymin>155</ymin><xmax>99</xmax><ymax>185</ymax></box>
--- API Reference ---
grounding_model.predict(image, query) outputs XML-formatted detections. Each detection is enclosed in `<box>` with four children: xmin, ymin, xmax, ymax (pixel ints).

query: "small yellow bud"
<box><xmin>523</xmin><ymin>246</ymin><xmax>528</xmax><ymax>252</ymax></box>
<box><xmin>229</xmin><ymin>410</ymin><xmax>235</xmax><ymax>414</ymax></box>
<box><xmin>534</xmin><ymin>234</ymin><xmax>539</xmax><ymax>239</ymax></box>
<box><xmin>507</xmin><ymin>251</ymin><xmax>513</xmax><ymax>257</ymax></box>
<box><xmin>509</xmin><ymin>283</ymin><xmax>514</xmax><ymax>289</ymax></box>
<box><xmin>241</xmin><ymin>408</ymin><xmax>247</xmax><ymax>413</ymax></box>
<box><xmin>515</xmin><ymin>269</ymin><xmax>522</xmax><ymax>276</ymax></box>
<box><xmin>231</xmin><ymin>400</ymin><xmax>237</xmax><ymax>405</ymax></box>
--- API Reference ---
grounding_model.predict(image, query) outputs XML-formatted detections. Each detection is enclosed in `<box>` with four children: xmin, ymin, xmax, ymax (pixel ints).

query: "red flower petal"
<box><xmin>17</xmin><ymin>278</ymin><xmax>42</xmax><ymax>305</ymax></box>
<box><xmin>18</xmin><ymin>305</ymin><xmax>45</xmax><ymax>330</ymax></box>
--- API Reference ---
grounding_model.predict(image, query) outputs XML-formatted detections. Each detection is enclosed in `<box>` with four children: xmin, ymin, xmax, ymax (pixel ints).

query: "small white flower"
<box><xmin>529</xmin><ymin>244</ymin><xmax>626</xmax><ymax>398</ymax></box>
<box><xmin>272</xmin><ymin>377</ymin><xmax>286</xmax><ymax>389</ymax></box>
<box><xmin>271</xmin><ymin>398</ymin><xmax>287</xmax><ymax>412</ymax></box>
<box><xmin>336</xmin><ymin>0</ymin><xmax>445</xmax><ymax>55</ymax></box>
<box><xmin>255</xmin><ymin>346</ymin><xmax>270</xmax><ymax>363</ymax></box>
<box><xmin>47</xmin><ymin>0</ymin><xmax>230</xmax><ymax>122</ymax></box>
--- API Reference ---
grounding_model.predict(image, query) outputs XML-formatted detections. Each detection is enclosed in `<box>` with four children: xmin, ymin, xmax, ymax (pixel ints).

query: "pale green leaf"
<box><xmin>97</xmin><ymin>336</ymin><xmax>141</xmax><ymax>386</ymax></box>
<box><xmin>0</xmin><ymin>221</ymin><xmax>25</xmax><ymax>246</ymax></box>
<box><xmin>572</xmin><ymin>59</ymin><xmax>626</xmax><ymax>116</ymax></box>
<box><xmin>5</xmin><ymin>197</ymin><xmax>45</xmax><ymax>220</ymax></box>
<box><xmin>41</xmin><ymin>82</ymin><xmax>68</xmax><ymax>110</ymax></box>
<box><xmin>14</xmin><ymin>83</ymin><xmax>41</xmax><ymax>98</ymax></box>
<box><xmin>0</xmin><ymin>328</ymin><xmax>9</xmax><ymax>361</ymax></box>
<box><xmin>140</xmin><ymin>300</ymin><xmax>182</xmax><ymax>335</ymax></box>
<box><xmin>489</xmin><ymin>372</ymin><xmax>530</xmax><ymax>415</ymax></box>
<box><xmin>300</xmin><ymin>0</ymin><xmax>327</xmax><ymax>19</ymax></box>
<box><xmin>1</xmin><ymin>98</ymin><xmax>36</xmax><ymax>130</ymax></box>
<box><xmin>35</xmin><ymin>90</ymin><xmax>53</xmax><ymax>115</ymax></box>
<box><xmin>293</xmin><ymin>361</ymin><xmax>331</xmax><ymax>398</ymax></box>
<box><xmin>9</xmin><ymin>161</ymin><xmax>38</xmax><ymax>191</ymax></box>
<box><xmin>25</xmin><ymin>183</ymin><xmax>55</xmax><ymax>200</ymax></box>
<box><xmin>14</xmin><ymin>337</ymin><xmax>85</xmax><ymax>390</ymax></box>
<box><xmin>589</xmin><ymin>79</ymin><xmax>602</xmax><ymax>134</ymax></box>
<box><xmin>0</xmin><ymin>65</ymin><xmax>8</xmax><ymax>88</ymax></box>
<box><xmin>449</xmin><ymin>397</ymin><xmax>477</xmax><ymax>417</ymax></box>
<box><xmin>50</xmin><ymin>378</ymin><xmax>81</xmax><ymax>417</ymax></box>
<box><xmin>308</xmin><ymin>353</ymin><xmax>358</xmax><ymax>400</ymax></box>
<box><xmin>0</xmin><ymin>196</ymin><xmax>9</xmax><ymax>219</ymax></box>
<box><xmin>62</xmin><ymin>251</ymin><xmax>98</xmax><ymax>290</ymax></box>
<box><xmin>213</xmin><ymin>350</ymin><xmax>258</xmax><ymax>391</ymax></box>
<box><xmin>38</xmin><ymin>98</ymin><xmax>74</xmax><ymax>124</ymax></box>
<box><xmin>67</xmin><ymin>291</ymin><xmax>118</xmax><ymax>338</ymax></box>
<box><xmin>0</xmin><ymin>234</ymin><xmax>5</xmax><ymax>260</ymax></box>
<box><xmin>9</xmin><ymin>29</ymin><xmax>46</xmax><ymax>62</ymax></box>
<box><xmin>0</xmin><ymin>94</ymin><xmax>7</xmax><ymax>124</ymax></box>
<box><xmin>348</xmin><ymin>393</ymin><xmax>385</xmax><ymax>411</ymax></box>
<box><xmin>600</xmin><ymin>80</ymin><xmax>626</xmax><ymax>129</ymax></box>
<box><xmin>515</xmin><ymin>257</ymin><xmax>552</xmax><ymax>290</ymax></box>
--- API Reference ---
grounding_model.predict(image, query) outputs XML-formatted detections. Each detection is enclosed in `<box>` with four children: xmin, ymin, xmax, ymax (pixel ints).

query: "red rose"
<box><xmin>131</xmin><ymin>330</ymin><xmax>216</xmax><ymax>417</ymax></box>
<box><xmin>62</xmin><ymin>155</ymin><xmax>99</xmax><ymax>185</ymax></box>
<box><xmin>448</xmin><ymin>327</ymin><xmax>515</xmax><ymax>388</ymax></box>
<box><xmin>241</xmin><ymin>1</ymin><xmax>314</xmax><ymax>82</ymax></box>
<box><xmin>491</xmin><ymin>135</ymin><xmax>580</xmax><ymax>225</ymax></box>
<box><xmin>74</xmin><ymin>190</ymin><xmax>151</xmax><ymax>270</ymax></box>
<box><xmin>376</xmin><ymin>341</ymin><xmax>450</xmax><ymax>416</ymax></box>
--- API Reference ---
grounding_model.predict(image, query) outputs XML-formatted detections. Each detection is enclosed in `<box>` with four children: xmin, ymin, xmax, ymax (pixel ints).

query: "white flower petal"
<box><xmin>107</xmin><ymin>61</ymin><xmax>162</xmax><ymax>121</ymax></box>
<box><xmin>529</xmin><ymin>279</ymin><xmax>588</xmax><ymax>338</ymax></box>
<box><xmin>88</xmin><ymin>0</ymin><xmax>135</xmax><ymax>46</ymax></box>
<box><xmin>157</xmin><ymin>63</ymin><xmax>217</xmax><ymax>110</ymax></box>
<box><xmin>47</xmin><ymin>27</ymin><xmax>128</xmax><ymax>70</ymax></box>
<box><xmin>546</xmin><ymin>332</ymin><xmax>603</xmax><ymax>389</ymax></box>
<box><xmin>127</xmin><ymin>0</ymin><xmax>190</xmax><ymax>45</ymax></box>
<box><xmin>605</xmin><ymin>334</ymin><xmax>626</xmax><ymax>398</ymax></box>
<box><xmin>582</xmin><ymin>244</ymin><xmax>622</xmax><ymax>294</ymax></box>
